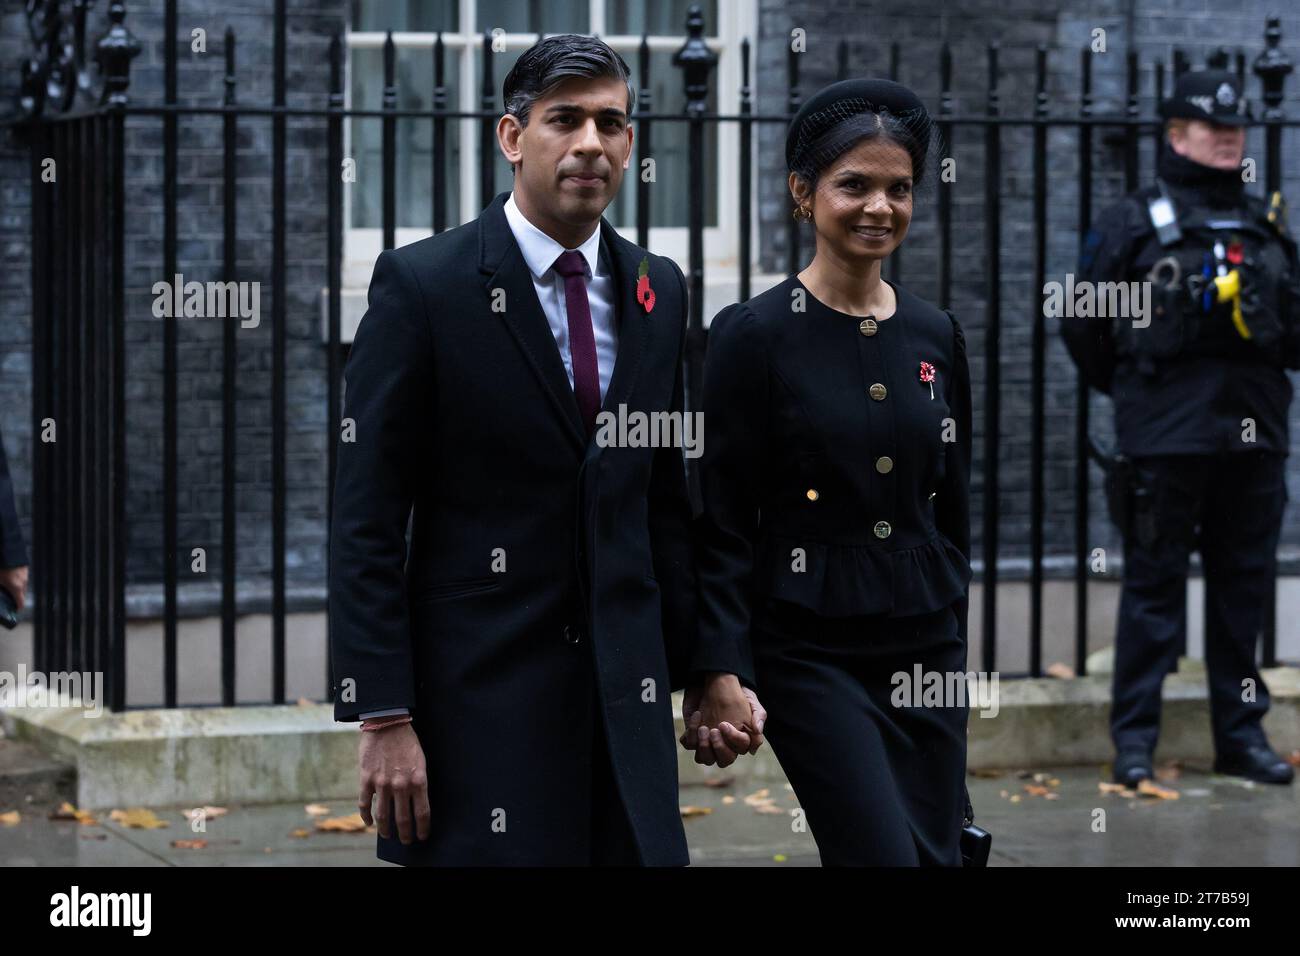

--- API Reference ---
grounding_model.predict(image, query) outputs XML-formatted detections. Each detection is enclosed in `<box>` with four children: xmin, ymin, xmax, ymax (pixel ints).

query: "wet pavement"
<box><xmin>1</xmin><ymin>761</ymin><xmax>1296</xmax><ymax>866</ymax></box>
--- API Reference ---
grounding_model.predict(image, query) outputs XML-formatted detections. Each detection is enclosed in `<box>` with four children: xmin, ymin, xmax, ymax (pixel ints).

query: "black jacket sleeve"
<box><xmin>935</xmin><ymin>311</ymin><xmax>972</xmax><ymax>647</ymax></box>
<box><xmin>692</xmin><ymin>303</ymin><xmax>762</xmax><ymax>690</ymax></box>
<box><xmin>652</xmin><ymin>259</ymin><xmax>703</xmax><ymax>693</ymax></box>
<box><xmin>0</xmin><ymin>426</ymin><xmax>27</xmax><ymax>570</ymax></box>
<box><xmin>1060</xmin><ymin>199</ymin><xmax>1140</xmax><ymax>395</ymax></box>
<box><xmin>329</xmin><ymin>249</ymin><xmax>433</xmax><ymax>721</ymax></box>
<box><xmin>937</xmin><ymin>311</ymin><xmax>978</xmax><ymax>833</ymax></box>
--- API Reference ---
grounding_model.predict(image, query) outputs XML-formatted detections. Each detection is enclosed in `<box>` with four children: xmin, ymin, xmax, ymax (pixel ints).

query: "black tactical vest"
<box><xmin>1113</xmin><ymin>182</ymin><xmax>1300</xmax><ymax>374</ymax></box>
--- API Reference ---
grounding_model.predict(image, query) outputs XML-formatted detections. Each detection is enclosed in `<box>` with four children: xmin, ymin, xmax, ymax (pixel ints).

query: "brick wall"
<box><xmin>1</xmin><ymin>0</ymin><xmax>348</xmax><ymax>603</ymax></box>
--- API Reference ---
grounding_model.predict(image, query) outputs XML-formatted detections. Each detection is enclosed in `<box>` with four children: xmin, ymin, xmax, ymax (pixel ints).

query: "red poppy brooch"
<box><xmin>636</xmin><ymin>256</ymin><xmax>655</xmax><ymax>314</ymax></box>
<box><xmin>919</xmin><ymin>361</ymin><xmax>936</xmax><ymax>399</ymax></box>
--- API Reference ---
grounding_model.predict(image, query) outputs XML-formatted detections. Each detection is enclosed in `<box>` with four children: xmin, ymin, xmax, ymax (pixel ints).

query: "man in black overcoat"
<box><xmin>329</xmin><ymin>34</ymin><xmax>765</xmax><ymax>866</ymax></box>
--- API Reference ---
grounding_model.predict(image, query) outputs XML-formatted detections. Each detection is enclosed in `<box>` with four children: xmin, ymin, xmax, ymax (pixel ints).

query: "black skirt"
<box><xmin>751</xmin><ymin>598</ymin><xmax>969</xmax><ymax>866</ymax></box>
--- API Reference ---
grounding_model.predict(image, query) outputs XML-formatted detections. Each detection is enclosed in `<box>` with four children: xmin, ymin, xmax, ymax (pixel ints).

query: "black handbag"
<box><xmin>960</xmin><ymin>785</ymin><xmax>991</xmax><ymax>867</ymax></box>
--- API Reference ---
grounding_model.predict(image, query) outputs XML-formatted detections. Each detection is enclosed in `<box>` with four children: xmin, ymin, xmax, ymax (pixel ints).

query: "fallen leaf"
<box><xmin>1155</xmin><ymin>761</ymin><xmax>1182</xmax><ymax>783</ymax></box>
<box><xmin>742</xmin><ymin>788</ymin><xmax>771</xmax><ymax>806</ymax></box>
<box><xmin>702</xmin><ymin>776</ymin><xmax>734</xmax><ymax>789</ymax></box>
<box><xmin>1045</xmin><ymin>662</ymin><xmax>1076</xmax><ymax>679</ymax></box>
<box><xmin>49</xmin><ymin>802</ymin><xmax>97</xmax><ymax>825</ymax></box>
<box><xmin>296</xmin><ymin>697</ymin><xmax>314</xmax><ymax>707</ymax></box>
<box><xmin>720</xmin><ymin>795</ymin><xmax>736</xmax><ymax>805</ymax></box>
<box><xmin>1136</xmin><ymin>779</ymin><xmax>1179</xmax><ymax>800</ymax></box>
<box><xmin>679</xmin><ymin>806</ymin><xmax>712</xmax><ymax>819</ymax></box>
<box><xmin>315</xmin><ymin>813</ymin><xmax>368</xmax><ymax>832</ymax></box>
<box><xmin>0</xmin><ymin>811</ymin><xmax>20</xmax><ymax>826</ymax></box>
<box><xmin>753</xmin><ymin>804</ymin><xmax>785</xmax><ymax>815</ymax></box>
<box><xmin>1098</xmin><ymin>780</ymin><xmax>1139</xmax><ymax>798</ymax></box>
<box><xmin>1286</xmin><ymin>750</ymin><xmax>1300</xmax><ymax>768</ymax></box>
<box><xmin>773</xmin><ymin>853</ymin><xmax>787</xmax><ymax>862</ymax></box>
<box><xmin>110</xmin><ymin>808</ymin><xmax>169</xmax><ymax>829</ymax></box>
<box><xmin>969</xmin><ymin>768</ymin><xmax>1003</xmax><ymax>779</ymax></box>
<box><xmin>170</xmin><ymin>838</ymin><xmax>208</xmax><ymax>850</ymax></box>
<box><xmin>304</xmin><ymin>803</ymin><xmax>331</xmax><ymax>817</ymax></box>
<box><xmin>290</xmin><ymin>827</ymin><xmax>311</xmax><ymax>838</ymax></box>
<box><xmin>1023</xmin><ymin>784</ymin><xmax>1052</xmax><ymax>797</ymax></box>
<box><xmin>1009</xmin><ymin>794</ymin><xmax>1021</xmax><ymax>803</ymax></box>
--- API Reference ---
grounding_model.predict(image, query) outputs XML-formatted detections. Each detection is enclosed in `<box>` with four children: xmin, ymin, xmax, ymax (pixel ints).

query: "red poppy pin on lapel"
<box><xmin>919</xmin><ymin>361</ymin><xmax>936</xmax><ymax>399</ymax></box>
<box><xmin>636</xmin><ymin>256</ymin><xmax>655</xmax><ymax>314</ymax></box>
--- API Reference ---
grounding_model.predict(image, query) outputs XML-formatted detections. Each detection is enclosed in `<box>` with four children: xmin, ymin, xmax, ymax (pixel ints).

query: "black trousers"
<box><xmin>751</xmin><ymin>599</ymin><xmax>968</xmax><ymax>866</ymax></box>
<box><xmin>1111</xmin><ymin>450</ymin><xmax>1285</xmax><ymax>756</ymax></box>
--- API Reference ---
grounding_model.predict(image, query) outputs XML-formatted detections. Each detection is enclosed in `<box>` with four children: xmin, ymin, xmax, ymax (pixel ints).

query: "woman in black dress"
<box><xmin>695</xmin><ymin>79</ymin><xmax>973</xmax><ymax>865</ymax></box>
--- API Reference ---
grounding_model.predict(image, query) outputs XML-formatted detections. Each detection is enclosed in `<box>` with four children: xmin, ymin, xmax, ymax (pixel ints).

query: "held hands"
<box><xmin>680</xmin><ymin>672</ymin><xmax>767</xmax><ymax>768</ymax></box>
<box><xmin>0</xmin><ymin>565</ymin><xmax>28</xmax><ymax>610</ymax></box>
<box><xmin>357</xmin><ymin>719</ymin><xmax>431</xmax><ymax>845</ymax></box>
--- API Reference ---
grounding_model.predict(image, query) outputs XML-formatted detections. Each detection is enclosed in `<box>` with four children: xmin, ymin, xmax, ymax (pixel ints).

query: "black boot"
<box><xmin>1213</xmin><ymin>744</ymin><xmax>1295</xmax><ymax>785</ymax></box>
<box><xmin>1113</xmin><ymin>748</ymin><xmax>1153</xmax><ymax>787</ymax></box>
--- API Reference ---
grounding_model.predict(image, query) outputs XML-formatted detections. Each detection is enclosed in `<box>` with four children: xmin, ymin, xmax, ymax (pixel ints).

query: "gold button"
<box><xmin>875</xmin><ymin>456</ymin><xmax>893</xmax><ymax>474</ymax></box>
<box><xmin>874</xmin><ymin>520</ymin><xmax>891</xmax><ymax>539</ymax></box>
<box><xmin>806</xmin><ymin>488</ymin><xmax>819</xmax><ymax>501</ymax></box>
<box><xmin>869</xmin><ymin>383</ymin><xmax>887</xmax><ymax>401</ymax></box>
<box><xmin>859</xmin><ymin>318</ymin><xmax>878</xmax><ymax>337</ymax></box>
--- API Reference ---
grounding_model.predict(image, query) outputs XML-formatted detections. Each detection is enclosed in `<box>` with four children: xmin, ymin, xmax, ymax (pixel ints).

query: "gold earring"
<box><xmin>792</xmin><ymin>203</ymin><xmax>812</xmax><ymax>222</ymax></box>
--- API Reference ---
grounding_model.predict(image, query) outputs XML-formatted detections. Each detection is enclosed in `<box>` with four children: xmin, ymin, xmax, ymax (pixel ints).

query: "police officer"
<box><xmin>1062</xmin><ymin>69</ymin><xmax>1298</xmax><ymax>787</ymax></box>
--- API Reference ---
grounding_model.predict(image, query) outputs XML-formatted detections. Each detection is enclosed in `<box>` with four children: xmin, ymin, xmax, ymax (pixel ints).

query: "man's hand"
<box><xmin>0</xmin><ymin>566</ymin><xmax>28</xmax><ymax>611</ymax></box>
<box><xmin>358</xmin><ymin>721</ymin><xmax>431</xmax><ymax>845</ymax></box>
<box><xmin>679</xmin><ymin>673</ymin><xmax>767</xmax><ymax>768</ymax></box>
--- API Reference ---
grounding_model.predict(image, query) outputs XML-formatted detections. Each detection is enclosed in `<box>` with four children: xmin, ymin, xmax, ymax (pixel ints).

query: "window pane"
<box><xmin>605</xmin><ymin>49</ymin><xmax>717</xmax><ymax>229</ymax></box>
<box><xmin>485</xmin><ymin>46</ymin><xmax>525</xmax><ymax>205</ymax></box>
<box><xmin>605</xmin><ymin>0</ymin><xmax>718</xmax><ymax>36</ymax></box>
<box><xmin>477</xmin><ymin>0</ymin><xmax>588</xmax><ymax>34</ymax></box>
<box><xmin>351</xmin><ymin>0</ymin><xmax>457</xmax><ymax>32</ymax></box>
<box><xmin>350</xmin><ymin>44</ymin><xmax>462</xmax><ymax>229</ymax></box>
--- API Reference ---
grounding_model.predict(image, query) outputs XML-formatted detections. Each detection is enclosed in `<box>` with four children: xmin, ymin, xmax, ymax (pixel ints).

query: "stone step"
<box><xmin>0</xmin><ymin>735</ymin><xmax>76</xmax><ymax>812</ymax></box>
<box><xmin>3</xmin><ymin>665</ymin><xmax>1297</xmax><ymax>809</ymax></box>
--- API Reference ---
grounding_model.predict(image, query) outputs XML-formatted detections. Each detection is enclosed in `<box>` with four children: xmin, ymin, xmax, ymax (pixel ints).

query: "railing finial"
<box><xmin>95</xmin><ymin>0</ymin><xmax>141</xmax><ymax>108</ymax></box>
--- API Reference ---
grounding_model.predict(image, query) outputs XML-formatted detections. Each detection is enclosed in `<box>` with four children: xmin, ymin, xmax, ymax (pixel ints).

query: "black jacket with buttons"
<box><xmin>695</xmin><ymin>275</ymin><xmax>974</xmax><ymax>677</ymax></box>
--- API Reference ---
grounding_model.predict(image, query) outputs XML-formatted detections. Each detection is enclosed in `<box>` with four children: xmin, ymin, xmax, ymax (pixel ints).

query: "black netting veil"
<box><xmin>787</xmin><ymin>97</ymin><xmax>944</xmax><ymax>202</ymax></box>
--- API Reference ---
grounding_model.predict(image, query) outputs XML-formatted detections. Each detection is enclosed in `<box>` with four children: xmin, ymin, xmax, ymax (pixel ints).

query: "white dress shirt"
<box><xmin>504</xmin><ymin>191</ymin><xmax>619</xmax><ymax>403</ymax></box>
<box><xmin>356</xmin><ymin>194</ymin><xmax>620</xmax><ymax>722</ymax></box>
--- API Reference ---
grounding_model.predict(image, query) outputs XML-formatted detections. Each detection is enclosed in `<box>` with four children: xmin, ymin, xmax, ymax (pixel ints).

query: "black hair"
<box><xmin>502</xmin><ymin>34</ymin><xmax>635</xmax><ymax>128</ymax></box>
<box><xmin>791</xmin><ymin>108</ymin><xmax>933</xmax><ymax>194</ymax></box>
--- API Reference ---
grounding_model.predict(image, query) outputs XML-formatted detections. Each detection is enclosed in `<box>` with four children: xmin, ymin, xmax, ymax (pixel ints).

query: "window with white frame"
<box><xmin>343</xmin><ymin>0</ymin><xmax>755</xmax><ymax>291</ymax></box>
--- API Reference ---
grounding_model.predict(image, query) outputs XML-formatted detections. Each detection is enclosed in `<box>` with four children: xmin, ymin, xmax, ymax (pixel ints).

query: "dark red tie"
<box><xmin>552</xmin><ymin>250</ymin><xmax>601</xmax><ymax>437</ymax></box>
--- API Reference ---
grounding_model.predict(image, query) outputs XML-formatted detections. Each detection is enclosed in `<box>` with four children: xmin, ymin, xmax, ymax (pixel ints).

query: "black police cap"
<box><xmin>785</xmin><ymin>78</ymin><xmax>930</xmax><ymax>172</ymax></box>
<box><xmin>1159</xmin><ymin>69</ymin><xmax>1253</xmax><ymax>126</ymax></box>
